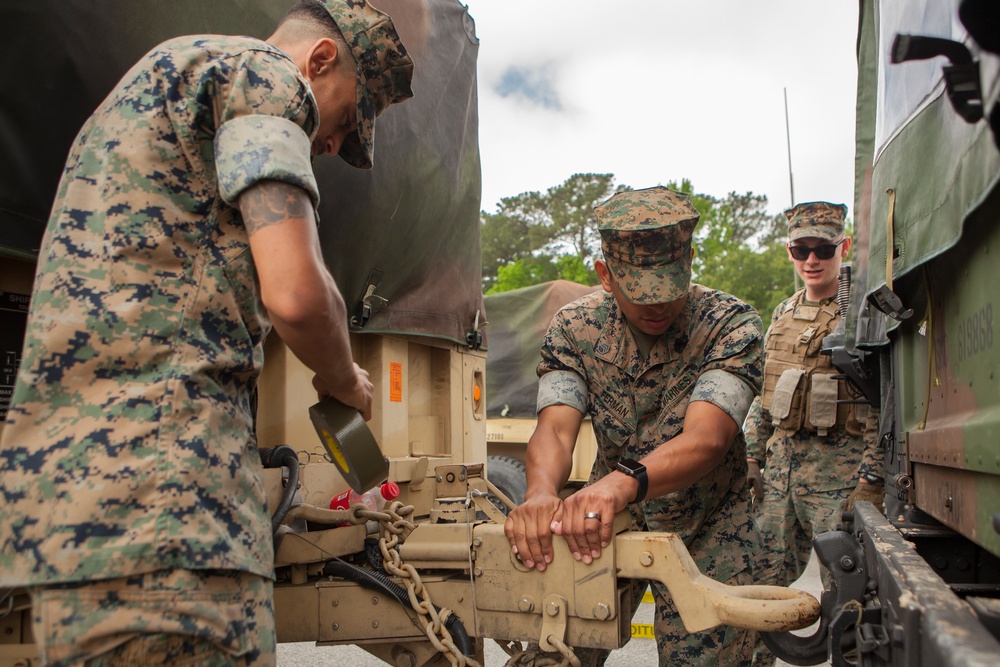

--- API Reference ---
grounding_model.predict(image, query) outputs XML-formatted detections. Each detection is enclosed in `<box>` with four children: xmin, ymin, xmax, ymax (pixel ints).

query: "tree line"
<box><xmin>481</xmin><ymin>173</ymin><xmax>813</xmax><ymax>319</ymax></box>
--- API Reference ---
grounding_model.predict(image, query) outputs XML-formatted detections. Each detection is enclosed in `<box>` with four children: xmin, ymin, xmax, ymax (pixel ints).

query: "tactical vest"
<box><xmin>761</xmin><ymin>291</ymin><xmax>867</xmax><ymax>436</ymax></box>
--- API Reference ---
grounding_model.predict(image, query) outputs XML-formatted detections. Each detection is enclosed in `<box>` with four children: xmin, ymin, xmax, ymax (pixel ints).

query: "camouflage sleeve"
<box><xmin>536</xmin><ymin>370</ymin><xmax>588</xmax><ymax>415</ymax></box>
<box><xmin>215</xmin><ymin>48</ymin><xmax>319</xmax><ymax>136</ymax></box>
<box><xmin>743</xmin><ymin>395</ymin><xmax>771</xmax><ymax>462</ymax></box>
<box><xmin>215</xmin><ymin>115</ymin><xmax>319</xmax><ymax>207</ymax></box>
<box><xmin>535</xmin><ymin>307</ymin><xmax>590</xmax><ymax>414</ymax></box>
<box><xmin>742</xmin><ymin>313</ymin><xmax>780</xmax><ymax>461</ymax></box>
<box><xmin>537</xmin><ymin>307</ymin><xmax>588</xmax><ymax>379</ymax></box>
<box><xmin>702</xmin><ymin>306</ymin><xmax>764</xmax><ymax>396</ymax></box>
<box><xmin>856</xmin><ymin>406</ymin><xmax>883</xmax><ymax>479</ymax></box>
<box><xmin>212</xmin><ymin>48</ymin><xmax>320</xmax><ymax>206</ymax></box>
<box><xmin>769</xmin><ymin>301</ymin><xmax>785</xmax><ymax>328</ymax></box>
<box><xmin>689</xmin><ymin>368</ymin><xmax>755</xmax><ymax>427</ymax></box>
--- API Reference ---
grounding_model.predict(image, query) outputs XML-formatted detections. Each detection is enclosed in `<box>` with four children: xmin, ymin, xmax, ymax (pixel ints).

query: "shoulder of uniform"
<box><xmin>553</xmin><ymin>290</ymin><xmax>612</xmax><ymax>321</ymax></box>
<box><xmin>774</xmin><ymin>290</ymin><xmax>804</xmax><ymax>318</ymax></box>
<box><xmin>690</xmin><ymin>283</ymin><xmax>755</xmax><ymax>314</ymax></box>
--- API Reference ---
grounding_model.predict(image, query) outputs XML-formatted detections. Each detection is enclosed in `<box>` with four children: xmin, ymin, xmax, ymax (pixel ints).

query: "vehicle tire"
<box><xmin>486</xmin><ymin>455</ymin><xmax>527</xmax><ymax>515</ymax></box>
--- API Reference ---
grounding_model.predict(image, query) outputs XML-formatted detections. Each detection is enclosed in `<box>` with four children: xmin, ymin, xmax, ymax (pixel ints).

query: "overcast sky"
<box><xmin>460</xmin><ymin>1</ymin><xmax>860</xmax><ymax>220</ymax></box>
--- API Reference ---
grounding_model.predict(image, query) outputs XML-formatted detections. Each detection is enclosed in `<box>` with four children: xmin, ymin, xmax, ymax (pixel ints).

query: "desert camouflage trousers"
<box><xmin>29</xmin><ymin>569</ymin><xmax>275</xmax><ymax>667</ymax></box>
<box><xmin>751</xmin><ymin>487</ymin><xmax>849</xmax><ymax>667</ymax></box>
<box><xmin>576</xmin><ymin>569</ymin><xmax>756</xmax><ymax>667</ymax></box>
<box><xmin>754</xmin><ymin>485</ymin><xmax>850</xmax><ymax>588</ymax></box>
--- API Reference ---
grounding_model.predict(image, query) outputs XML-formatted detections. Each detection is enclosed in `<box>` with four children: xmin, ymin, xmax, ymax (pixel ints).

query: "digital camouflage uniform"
<box><xmin>745</xmin><ymin>202</ymin><xmax>882</xmax><ymax>592</ymax></box>
<box><xmin>536</xmin><ymin>187</ymin><xmax>765</xmax><ymax>667</ymax></box>
<box><xmin>745</xmin><ymin>294</ymin><xmax>881</xmax><ymax>588</ymax></box>
<box><xmin>0</xmin><ymin>2</ymin><xmax>413</xmax><ymax>662</ymax></box>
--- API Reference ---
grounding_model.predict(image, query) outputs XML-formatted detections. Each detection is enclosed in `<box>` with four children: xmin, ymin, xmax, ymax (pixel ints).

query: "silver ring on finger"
<box><xmin>584</xmin><ymin>511</ymin><xmax>601</xmax><ymax>521</ymax></box>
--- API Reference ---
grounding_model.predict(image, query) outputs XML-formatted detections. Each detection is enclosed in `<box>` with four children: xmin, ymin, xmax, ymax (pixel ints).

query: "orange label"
<box><xmin>389</xmin><ymin>361</ymin><xmax>403</xmax><ymax>402</ymax></box>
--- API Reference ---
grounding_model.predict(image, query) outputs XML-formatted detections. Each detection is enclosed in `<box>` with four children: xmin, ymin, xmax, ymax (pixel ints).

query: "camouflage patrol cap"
<box><xmin>785</xmin><ymin>201</ymin><xmax>847</xmax><ymax>242</ymax></box>
<box><xmin>596</xmin><ymin>186</ymin><xmax>698</xmax><ymax>304</ymax></box>
<box><xmin>320</xmin><ymin>0</ymin><xmax>414</xmax><ymax>169</ymax></box>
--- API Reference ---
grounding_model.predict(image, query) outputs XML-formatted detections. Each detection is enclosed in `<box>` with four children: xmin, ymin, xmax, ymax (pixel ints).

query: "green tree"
<box><xmin>480</xmin><ymin>191</ymin><xmax>548</xmax><ymax>292</ymax></box>
<box><xmin>690</xmin><ymin>191</ymin><xmax>794</xmax><ymax>316</ymax></box>
<box><xmin>481</xmin><ymin>173</ymin><xmax>619</xmax><ymax>293</ymax></box>
<box><xmin>540</xmin><ymin>173</ymin><xmax>621</xmax><ymax>260</ymax></box>
<box><xmin>487</xmin><ymin>254</ymin><xmax>597</xmax><ymax>294</ymax></box>
<box><xmin>553</xmin><ymin>254</ymin><xmax>598</xmax><ymax>286</ymax></box>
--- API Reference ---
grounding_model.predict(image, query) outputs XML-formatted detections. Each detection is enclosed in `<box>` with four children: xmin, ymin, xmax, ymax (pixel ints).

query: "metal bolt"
<box><xmin>518</xmin><ymin>598</ymin><xmax>534</xmax><ymax>613</ymax></box>
<box><xmin>546</xmin><ymin>601</ymin><xmax>561</xmax><ymax>617</ymax></box>
<box><xmin>840</xmin><ymin>556</ymin><xmax>855</xmax><ymax>571</ymax></box>
<box><xmin>372</xmin><ymin>596</ymin><xmax>379</xmax><ymax>605</ymax></box>
<box><xmin>331</xmin><ymin>599</ymin><xmax>339</xmax><ymax>607</ymax></box>
<box><xmin>473</xmin><ymin>537</ymin><xmax>483</xmax><ymax>547</ymax></box>
<box><xmin>393</xmin><ymin>648</ymin><xmax>417</xmax><ymax>667</ymax></box>
<box><xmin>373</xmin><ymin>620</ymin><xmax>380</xmax><ymax>628</ymax></box>
<box><xmin>474</xmin><ymin>567</ymin><xmax>483</xmax><ymax>576</ymax></box>
<box><xmin>436</xmin><ymin>475</ymin><xmax>443</xmax><ymax>482</ymax></box>
<box><xmin>639</xmin><ymin>551</ymin><xmax>654</xmax><ymax>567</ymax></box>
<box><xmin>332</xmin><ymin>623</ymin><xmax>340</xmax><ymax>631</ymax></box>
<box><xmin>593</xmin><ymin>602</ymin><xmax>611</xmax><ymax>620</ymax></box>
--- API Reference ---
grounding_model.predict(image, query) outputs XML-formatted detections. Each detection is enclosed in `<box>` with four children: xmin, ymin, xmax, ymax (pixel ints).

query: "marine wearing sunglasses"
<box><xmin>786</xmin><ymin>235</ymin><xmax>851</xmax><ymax>303</ymax></box>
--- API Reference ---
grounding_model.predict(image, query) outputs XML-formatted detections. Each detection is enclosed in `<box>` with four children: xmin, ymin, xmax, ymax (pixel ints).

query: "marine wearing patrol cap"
<box><xmin>319</xmin><ymin>0</ymin><xmax>414</xmax><ymax>168</ymax></box>
<box><xmin>785</xmin><ymin>201</ymin><xmax>847</xmax><ymax>242</ymax></box>
<box><xmin>596</xmin><ymin>186</ymin><xmax>699</xmax><ymax>304</ymax></box>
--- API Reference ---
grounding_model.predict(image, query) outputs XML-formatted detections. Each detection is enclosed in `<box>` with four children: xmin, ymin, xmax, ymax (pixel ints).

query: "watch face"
<box><xmin>617</xmin><ymin>458</ymin><xmax>644</xmax><ymax>474</ymax></box>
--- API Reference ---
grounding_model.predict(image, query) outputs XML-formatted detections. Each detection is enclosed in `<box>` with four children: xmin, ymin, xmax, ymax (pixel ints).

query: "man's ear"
<box><xmin>841</xmin><ymin>236</ymin><xmax>853</xmax><ymax>258</ymax></box>
<box><xmin>595</xmin><ymin>260</ymin><xmax>614</xmax><ymax>293</ymax></box>
<box><xmin>306</xmin><ymin>38</ymin><xmax>340</xmax><ymax>79</ymax></box>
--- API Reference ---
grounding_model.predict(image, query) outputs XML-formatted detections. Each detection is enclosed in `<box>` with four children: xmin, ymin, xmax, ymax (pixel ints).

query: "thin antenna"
<box><xmin>784</xmin><ymin>87</ymin><xmax>801</xmax><ymax>291</ymax></box>
<box><xmin>784</xmin><ymin>87</ymin><xmax>795</xmax><ymax>206</ymax></box>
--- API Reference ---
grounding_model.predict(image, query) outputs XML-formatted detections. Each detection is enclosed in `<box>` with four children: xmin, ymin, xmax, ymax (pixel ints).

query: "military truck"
<box><xmin>762</xmin><ymin>1</ymin><xmax>1000</xmax><ymax>665</ymax></box>
<box><xmin>483</xmin><ymin>280</ymin><xmax>601</xmax><ymax>508</ymax></box>
<box><xmin>0</xmin><ymin>2</ymin><xmax>824</xmax><ymax>665</ymax></box>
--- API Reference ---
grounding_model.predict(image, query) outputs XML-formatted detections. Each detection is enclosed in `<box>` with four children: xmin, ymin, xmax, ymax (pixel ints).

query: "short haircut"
<box><xmin>276</xmin><ymin>0</ymin><xmax>357</xmax><ymax>69</ymax></box>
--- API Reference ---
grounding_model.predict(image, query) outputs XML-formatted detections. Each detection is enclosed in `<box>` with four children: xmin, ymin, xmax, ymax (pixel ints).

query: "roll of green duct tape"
<box><xmin>308</xmin><ymin>397</ymin><xmax>389</xmax><ymax>493</ymax></box>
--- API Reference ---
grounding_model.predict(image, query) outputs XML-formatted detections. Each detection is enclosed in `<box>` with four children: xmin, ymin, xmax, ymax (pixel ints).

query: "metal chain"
<box><xmin>349</xmin><ymin>501</ymin><xmax>482</xmax><ymax>667</ymax></box>
<box><xmin>343</xmin><ymin>502</ymin><xmax>582</xmax><ymax>667</ymax></box>
<box><xmin>499</xmin><ymin>639</ymin><xmax>580</xmax><ymax>667</ymax></box>
<box><xmin>546</xmin><ymin>636</ymin><xmax>581</xmax><ymax>667</ymax></box>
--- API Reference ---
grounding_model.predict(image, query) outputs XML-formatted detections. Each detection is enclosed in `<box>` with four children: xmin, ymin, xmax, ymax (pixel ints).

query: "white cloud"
<box><xmin>463</xmin><ymin>1</ymin><xmax>860</xmax><ymax>219</ymax></box>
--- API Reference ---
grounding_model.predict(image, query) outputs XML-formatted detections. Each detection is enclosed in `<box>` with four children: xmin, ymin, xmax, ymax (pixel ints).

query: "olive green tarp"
<box><xmin>0</xmin><ymin>0</ymin><xmax>483</xmax><ymax>346</ymax></box>
<box><xmin>852</xmin><ymin>0</ymin><xmax>1000</xmax><ymax>345</ymax></box>
<box><xmin>483</xmin><ymin>280</ymin><xmax>601</xmax><ymax>419</ymax></box>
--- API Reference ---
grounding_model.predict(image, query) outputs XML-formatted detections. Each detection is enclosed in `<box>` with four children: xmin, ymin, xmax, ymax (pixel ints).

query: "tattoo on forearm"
<box><xmin>239</xmin><ymin>182</ymin><xmax>312</xmax><ymax>235</ymax></box>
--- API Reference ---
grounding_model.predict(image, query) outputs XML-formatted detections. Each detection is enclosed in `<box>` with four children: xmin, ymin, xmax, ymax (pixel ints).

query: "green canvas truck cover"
<box><xmin>0</xmin><ymin>0</ymin><xmax>483</xmax><ymax>347</ymax></box>
<box><xmin>484</xmin><ymin>280</ymin><xmax>600</xmax><ymax>419</ymax></box>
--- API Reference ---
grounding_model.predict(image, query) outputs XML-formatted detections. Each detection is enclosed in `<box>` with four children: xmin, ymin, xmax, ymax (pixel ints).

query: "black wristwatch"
<box><xmin>616</xmin><ymin>458</ymin><xmax>648</xmax><ymax>504</ymax></box>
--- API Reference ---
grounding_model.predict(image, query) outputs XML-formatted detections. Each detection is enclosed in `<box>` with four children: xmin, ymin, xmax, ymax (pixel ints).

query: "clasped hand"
<box><xmin>503</xmin><ymin>480</ymin><xmax>628</xmax><ymax>571</ymax></box>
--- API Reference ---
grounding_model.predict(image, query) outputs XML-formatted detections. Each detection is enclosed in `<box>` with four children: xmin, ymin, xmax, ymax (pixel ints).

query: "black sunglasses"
<box><xmin>788</xmin><ymin>239</ymin><xmax>844</xmax><ymax>261</ymax></box>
